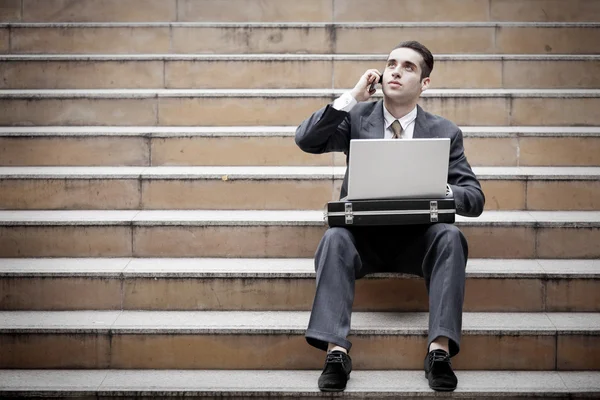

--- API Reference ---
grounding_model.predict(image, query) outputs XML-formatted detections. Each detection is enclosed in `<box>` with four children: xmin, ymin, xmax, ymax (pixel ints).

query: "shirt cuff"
<box><xmin>332</xmin><ymin>92</ymin><xmax>358</xmax><ymax>112</ymax></box>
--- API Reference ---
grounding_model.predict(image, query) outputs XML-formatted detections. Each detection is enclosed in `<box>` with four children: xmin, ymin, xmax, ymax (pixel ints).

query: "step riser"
<box><xmin>2</xmin><ymin>60</ymin><xmax>600</xmax><ymax>89</ymax></box>
<box><xmin>0</xmin><ymin>98</ymin><xmax>160</xmax><ymax>126</ymax></box>
<box><xmin>0</xmin><ymin>137</ymin><xmax>152</xmax><ymax>166</ymax></box>
<box><xmin>0</xmin><ymin>0</ymin><xmax>20</xmax><ymax>22</ymax></box>
<box><xmin>1</xmin><ymin>332</ymin><xmax>597</xmax><ymax>370</ymax></box>
<box><xmin>0</xmin><ymin>28</ymin><xmax>7</xmax><ymax>52</ymax></box>
<box><xmin>0</xmin><ymin>394</ymin><xmax>583</xmax><ymax>400</ymax></box>
<box><xmin>2</xmin><ymin>136</ymin><xmax>599</xmax><ymax>167</ymax></box>
<box><xmin>4</xmin><ymin>26</ymin><xmax>600</xmax><ymax>54</ymax></box>
<box><xmin>0</xmin><ymin>225</ymin><xmax>598</xmax><ymax>258</ymax></box>
<box><xmin>2</xmin><ymin>277</ymin><xmax>597</xmax><ymax>312</ymax></box>
<box><xmin>3</xmin><ymin>0</ymin><xmax>599</xmax><ymax>23</ymax></box>
<box><xmin>466</xmin><ymin>137</ymin><xmax>600</xmax><ymax>167</ymax></box>
<box><xmin>1</xmin><ymin>97</ymin><xmax>599</xmax><ymax>126</ymax></box>
<box><xmin>0</xmin><ymin>61</ymin><xmax>165</xmax><ymax>90</ymax></box>
<box><xmin>336</xmin><ymin>59</ymin><xmax>600</xmax><ymax>90</ymax></box>
<box><xmin>483</xmin><ymin>180</ymin><xmax>600</xmax><ymax>211</ymax></box>
<box><xmin>8</xmin><ymin>0</ymin><xmax>177</xmax><ymax>23</ymax></box>
<box><xmin>1</xmin><ymin>179</ymin><xmax>599</xmax><ymax>211</ymax></box>
<box><xmin>489</xmin><ymin>0</ymin><xmax>600</xmax><ymax>22</ymax></box>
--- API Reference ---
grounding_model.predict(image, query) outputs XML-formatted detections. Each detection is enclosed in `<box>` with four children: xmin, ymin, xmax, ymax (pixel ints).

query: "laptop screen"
<box><xmin>347</xmin><ymin>138</ymin><xmax>450</xmax><ymax>200</ymax></box>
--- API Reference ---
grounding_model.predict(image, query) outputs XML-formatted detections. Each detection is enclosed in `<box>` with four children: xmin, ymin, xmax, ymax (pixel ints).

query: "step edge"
<box><xmin>2</xmin><ymin>54</ymin><xmax>600</xmax><ymax>61</ymax></box>
<box><xmin>3</xmin><ymin>21</ymin><xmax>600</xmax><ymax>28</ymax></box>
<box><xmin>1</xmin><ymin>88</ymin><xmax>600</xmax><ymax>99</ymax></box>
<box><xmin>1</xmin><ymin>165</ymin><xmax>599</xmax><ymax>180</ymax></box>
<box><xmin>1</xmin><ymin>126</ymin><xmax>599</xmax><ymax>138</ymax></box>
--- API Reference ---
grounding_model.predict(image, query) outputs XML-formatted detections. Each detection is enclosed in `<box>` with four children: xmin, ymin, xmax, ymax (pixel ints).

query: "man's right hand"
<box><xmin>350</xmin><ymin>69</ymin><xmax>381</xmax><ymax>102</ymax></box>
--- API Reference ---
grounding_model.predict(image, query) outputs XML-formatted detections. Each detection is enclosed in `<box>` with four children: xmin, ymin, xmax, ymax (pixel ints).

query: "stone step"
<box><xmin>1</xmin><ymin>0</ymin><xmax>178</xmax><ymax>23</ymax></box>
<box><xmin>1</xmin><ymin>89</ymin><xmax>599</xmax><ymax>126</ymax></box>
<box><xmin>2</xmin><ymin>22</ymin><xmax>600</xmax><ymax>55</ymax></box>
<box><xmin>1</xmin><ymin>258</ymin><xmax>598</xmax><ymax>312</ymax></box>
<box><xmin>1</xmin><ymin>126</ymin><xmax>599</xmax><ymax>167</ymax></box>
<box><xmin>0</xmin><ymin>210</ymin><xmax>598</xmax><ymax>259</ymax></box>
<box><xmin>3</xmin><ymin>0</ymin><xmax>599</xmax><ymax>23</ymax></box>
<box><xmin>0</xmin><ymin>166</ymin><xmax>598</xmax><ymax>211</ymax></box>
<box><xmin>0</xmin><ymin>369</ymin><xmax>598</xmax><ymax>399</ymax></box>
<box><xmin>2</xmin><ymin>54</ymin><xmax>599</xmax><ymax>89</ymax></box>
<box><xmin>0</xmin><ymin>310</ymin><xmax>598</xmax><ymax>370</ymax></box>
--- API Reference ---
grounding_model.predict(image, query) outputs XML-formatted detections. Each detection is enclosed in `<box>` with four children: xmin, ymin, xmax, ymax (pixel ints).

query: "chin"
<box><xmin>384</xmin><ymin>92</ymin><xmax>407</xmax><ymax>100</ymax></box>
<box><xmin>382</xmin><ymin>88</ymin><xmax>400</xmax><ymax>98</ymax></box>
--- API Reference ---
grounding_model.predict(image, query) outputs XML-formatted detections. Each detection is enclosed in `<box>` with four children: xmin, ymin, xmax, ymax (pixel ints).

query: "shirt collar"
<box><xmin>383</xmin><ymin>104</ymin><xmax>418</xmax><ymax>131</ymax></box>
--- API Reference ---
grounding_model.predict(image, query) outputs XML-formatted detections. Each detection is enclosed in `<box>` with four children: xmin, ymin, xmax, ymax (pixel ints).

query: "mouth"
<box><xmin>388</xmin><ymin>81</ymin><xmax>402</xmax><ymax>87</ymax></box>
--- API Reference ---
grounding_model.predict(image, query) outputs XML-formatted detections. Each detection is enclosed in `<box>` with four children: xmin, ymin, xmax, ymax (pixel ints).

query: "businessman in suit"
<box><xmin>295</xmin><ymin>41</ymin><xmax>485</xmax><ymax>392</ymax></box>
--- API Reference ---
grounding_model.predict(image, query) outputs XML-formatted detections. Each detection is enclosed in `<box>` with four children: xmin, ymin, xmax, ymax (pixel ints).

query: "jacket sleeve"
<box><xmin>447</xmin><ymin>128</ymin><xmax>485</xmax><ymax>217</ymax></box>
<box><xmin>295</xmin><ymin>104</ymin><xmax>351</xmax><ymax>154</ymax></box>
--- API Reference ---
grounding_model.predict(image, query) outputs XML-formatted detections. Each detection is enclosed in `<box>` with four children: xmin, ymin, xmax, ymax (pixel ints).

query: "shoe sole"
<box><xmin>318</xmin><ymin>374</ymin><xmax>350</xmax><ymax>392</ymax></box>
<box><xmin>319</xmin><ymin>387</ymin><xmax>346</xmax><ymax>392</ymax></box>
<box><xmin>429</xmin><ymin>385</ymin><xmax>457</xmax><ymax>392</ymax></box>
<box><xmin>425</xmin><ymin>371</ymin><xmax>456</xmax><ymax>392</ymax></box>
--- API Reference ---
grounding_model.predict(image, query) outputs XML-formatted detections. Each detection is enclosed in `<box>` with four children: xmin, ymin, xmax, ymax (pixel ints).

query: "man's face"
<box><xmin>382</xmin><ymin>47</ymin><xmax>430</xmax><ymax>104</ymax></box>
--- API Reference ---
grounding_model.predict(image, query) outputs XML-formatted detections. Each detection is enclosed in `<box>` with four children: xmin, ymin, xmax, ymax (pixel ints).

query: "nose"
<box><xmin>391</xmin><ymin>65</ymin><xmax>402</xmax><ymax>78</ymax></box>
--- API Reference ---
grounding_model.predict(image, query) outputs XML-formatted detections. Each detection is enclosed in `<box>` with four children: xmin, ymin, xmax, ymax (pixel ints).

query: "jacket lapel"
<box><xmin>412</xmin><ymin>104</ymin><xmax>431</xmax><ymax>139</ymax></box>
<box><xmin>361</xmin><ymin>102</ymin><xmax>431</xmax><ymax>139</ymax></box>
<box><xmin>360</xmin><ymin>100</ymin><xmax>385</xmax><ymax>139</ymax></box>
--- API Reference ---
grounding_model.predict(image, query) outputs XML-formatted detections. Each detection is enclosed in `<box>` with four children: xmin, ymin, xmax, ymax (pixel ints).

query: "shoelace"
<box><xmin>326</xmin><ymin>353</ymin><xmax>346</xmax><ymax>364</ymax></box>
<box><xmin>429</xmin><ymin>350</ymin><xmax>451</xmax><ymax>366</ymax></box>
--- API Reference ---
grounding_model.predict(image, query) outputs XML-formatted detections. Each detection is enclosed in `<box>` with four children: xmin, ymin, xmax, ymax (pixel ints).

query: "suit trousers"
<box><xmin>305</xmin><ymin>223</ymin><xmax>468</xmax><ymax>357</ymax></box>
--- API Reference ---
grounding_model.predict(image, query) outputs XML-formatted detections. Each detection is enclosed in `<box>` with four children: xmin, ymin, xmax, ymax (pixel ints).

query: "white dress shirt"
<box><xmin>332</xmin><ymin>92</ymin><xmax>417</xmax><ymax>139</ymax></box>
<box><xmin>383</xmin><ymin>103</ymin><xmax>417</xmax><ymax>139</ymax></box>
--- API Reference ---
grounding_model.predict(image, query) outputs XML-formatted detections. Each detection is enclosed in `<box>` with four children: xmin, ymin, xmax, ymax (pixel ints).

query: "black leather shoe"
<box><xmin>318</xmin><ymin>350</ymin><xmax>352</xmax><ymax>392</ymax></box>
<box><xmin>424</xmin><ymin>349</ymin><xmax>458</xmax><ymax>391</ymax></box>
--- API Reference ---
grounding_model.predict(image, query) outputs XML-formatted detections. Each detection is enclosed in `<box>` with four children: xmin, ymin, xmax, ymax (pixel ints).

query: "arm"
<box><xmin>294</xmin><ymin>104</ymin><xmax>351</xmax><ymax>154</ymax></box>
<box><xmin>447</xmin><ymin>128</ymin><xmax>485</xmax><ymax>217</ymax></box>
<box><xmin>295</xmin><ymin>69</ymin><xmax>382</xmax><ymax>154</ymax></box>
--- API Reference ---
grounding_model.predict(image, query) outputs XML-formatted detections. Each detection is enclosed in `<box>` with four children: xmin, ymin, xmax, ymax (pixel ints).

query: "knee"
<box><xmin>430</xmin><ymin>224</ymin><xmax>468</xmax><ymax>255</ymax></box>
<box><xmin>431</xmin><ymin>223</ymin><xmax>463</xmax><ymax>240</ymax></box>
<box><xmin>315</xmin><ymin>227</ymin><xmax>359</xmax><ymax>273</ymax></box>
<box><xmin>441</xmin><ymin>224</ymin><xmax>464</xmax><ymax>241</ymax></box>
<box><xmin>320</xmin><ymin>227</ymin><xmax>355</xmax><ymax>249</ymax></box>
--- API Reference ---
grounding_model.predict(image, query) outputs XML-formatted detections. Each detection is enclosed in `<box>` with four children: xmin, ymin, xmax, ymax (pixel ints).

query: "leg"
<box><xmin>306</xmin><ymin>227</ymin><xmax>367</xmax><ymax>392</ymax></box>
<box><xmin>419</xmin><ymin>223</ymin><xmax>468</xmax><ymax>392</ymax></box>
<box><xmin>305</xmin><ymin>227</ymin><xmax>363</xmax><ymax>352</ymax></box>
<box><xmin>421</xmin><ymin>223</ymin><xmax>468</xmax><ymax>356</ymax></box>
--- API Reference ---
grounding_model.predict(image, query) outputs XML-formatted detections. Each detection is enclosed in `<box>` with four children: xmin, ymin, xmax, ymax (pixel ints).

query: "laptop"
<box><xmin>346</xmin><ymin>138</ymin><xmax>450</xmax><ymax>200</ymax></box>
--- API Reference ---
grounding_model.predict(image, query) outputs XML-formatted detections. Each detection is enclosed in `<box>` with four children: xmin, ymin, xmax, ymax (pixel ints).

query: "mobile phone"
<box><xmin>369</xmin><ymin>72</ymin><xmax>383</xmax><ymax>92</ymax></box>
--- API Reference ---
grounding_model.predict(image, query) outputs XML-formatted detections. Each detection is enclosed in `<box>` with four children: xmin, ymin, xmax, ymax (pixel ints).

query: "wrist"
<box><xmin>350</xmin><ymin>88</ymin><xmax>363</xmax><ymax>102</ymax></box>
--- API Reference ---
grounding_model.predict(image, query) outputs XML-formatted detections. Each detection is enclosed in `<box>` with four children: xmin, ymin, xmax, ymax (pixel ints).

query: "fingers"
<box><xmin>363</xmin><ymin>69</ymin><xmax>381</xmax><ymax>89</ymax></box>
<box><xmin>366</xmin><ymin>69</ymin><xmax>381</xmax><ymax>95</ymax></box>
<box><xmin>352</xmin><ymin>69</ymin><xmax>382</xmax><ymax>102</ymax></box>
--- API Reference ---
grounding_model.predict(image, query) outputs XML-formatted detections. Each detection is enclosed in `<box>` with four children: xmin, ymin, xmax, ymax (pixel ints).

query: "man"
<box><xmin>295</xmin><ymin>41</ymin><xmax>485</xmax><ymax>392</ymax></box>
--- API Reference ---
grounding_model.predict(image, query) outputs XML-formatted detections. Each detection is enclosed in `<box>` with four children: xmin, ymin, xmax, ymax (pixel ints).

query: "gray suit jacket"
<box><xmin>295</xmin><ymin>100</ymin><xmax>485</xmax><ymax>217</ymax></box>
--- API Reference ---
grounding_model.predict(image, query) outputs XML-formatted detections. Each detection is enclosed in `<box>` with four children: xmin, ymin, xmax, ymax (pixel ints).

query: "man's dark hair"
<box><xmin>393</xmin><ymin>41</ymin><xmax>434</xmax><ymax>80</ymax></box>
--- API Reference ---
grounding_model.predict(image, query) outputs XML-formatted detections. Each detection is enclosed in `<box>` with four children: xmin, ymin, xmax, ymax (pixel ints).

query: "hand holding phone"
<box><xmin>368</xmin><ymin>71</ymin><xmax>383</xmax><ymax>93</ymax></box>
<box><xmin>351</xmin><ymin>69</ymin><xmax>382</xmax><ymax>102</ymax></box>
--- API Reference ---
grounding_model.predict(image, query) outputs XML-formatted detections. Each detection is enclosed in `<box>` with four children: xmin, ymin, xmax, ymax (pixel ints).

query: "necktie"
<box><xmin>391</xmin><ymin>120</ymin><xmax>403</xmax><ymax>139</ymax></box>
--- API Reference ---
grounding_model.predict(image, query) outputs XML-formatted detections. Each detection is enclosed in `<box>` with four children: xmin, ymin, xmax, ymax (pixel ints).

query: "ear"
<box><xmin>421</xmin><ymin>76</ymin><xmax>431</xmax><ymax>91</ymax></box>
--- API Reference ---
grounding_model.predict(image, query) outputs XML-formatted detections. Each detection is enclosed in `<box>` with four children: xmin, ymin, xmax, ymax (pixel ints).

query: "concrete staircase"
<box><xmin>0</xmin><ymin>0</ymin><xmax>599</xmax><ymax>398</ymax></box>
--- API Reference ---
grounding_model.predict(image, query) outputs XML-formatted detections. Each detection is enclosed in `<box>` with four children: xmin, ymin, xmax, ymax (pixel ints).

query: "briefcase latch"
<box><xmin>430</xmin><ymin>201</ymin><xmax>439</xmax><ymax>223</ymax></box>
<box><xmin>345</xmin><ymin>203</ymin><xmax>354</xmax><ymax>224</ymax></box>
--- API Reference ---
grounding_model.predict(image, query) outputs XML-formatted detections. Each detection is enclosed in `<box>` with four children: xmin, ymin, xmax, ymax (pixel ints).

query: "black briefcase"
<box><xmin>325</xmin><ymin>198</ymin><xmax>456</xmax><ymax>227</ymax></box>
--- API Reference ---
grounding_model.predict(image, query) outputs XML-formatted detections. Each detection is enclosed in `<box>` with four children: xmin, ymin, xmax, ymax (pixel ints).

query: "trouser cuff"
<box><xmin>428</xmin><ymin>327</ymin><xmax>461</xmax><ymax>357</ymax></box>
<box><xmin>306</xmin><ymin>329</ymin><xmax>352</xmax><ymax>352</ymax></box>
